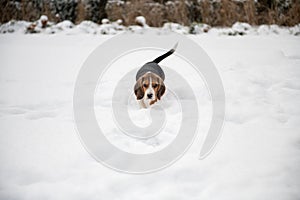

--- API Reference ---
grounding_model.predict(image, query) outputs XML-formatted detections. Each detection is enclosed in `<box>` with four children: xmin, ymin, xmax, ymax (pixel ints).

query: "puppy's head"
<box><xmin>134</xmin><ymin>72</ymin><xmax>165</xmax><ymax>105</ymax></box>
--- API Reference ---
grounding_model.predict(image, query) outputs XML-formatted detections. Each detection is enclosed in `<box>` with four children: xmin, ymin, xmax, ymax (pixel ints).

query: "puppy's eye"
<box><xmin>153</xmin><ymin>84</ymin><xmax>158</xmax><ymax>88</ymax></box>
<box><xmin>143</xmin><ymin>84</ymin><xmax>147</xmax><ymax>88</ymax></box>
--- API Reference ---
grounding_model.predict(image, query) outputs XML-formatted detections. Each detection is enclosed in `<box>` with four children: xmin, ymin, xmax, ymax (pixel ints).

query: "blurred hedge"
<box><xmin>0</xmin><ymin>0</ymin><xmax>299</xmax><ymax>26</ymax></box>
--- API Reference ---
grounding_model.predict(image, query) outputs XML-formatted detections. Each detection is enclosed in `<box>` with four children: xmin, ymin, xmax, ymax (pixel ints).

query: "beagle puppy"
<box><xmin>134</xmin><ymin>43</ymin><xmax>177</xmax><ymax>108</ymax></box>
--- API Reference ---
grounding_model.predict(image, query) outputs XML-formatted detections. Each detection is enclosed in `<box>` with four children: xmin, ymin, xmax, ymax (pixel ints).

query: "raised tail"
<box><xmin>152</xmin><ymin>42</ymin><xmax>178</xmax><ymax>64</ymax></box>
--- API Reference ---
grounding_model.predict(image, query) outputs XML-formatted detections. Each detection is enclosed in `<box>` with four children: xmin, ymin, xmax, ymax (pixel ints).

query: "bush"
<box><xmin>0</xmin><ymin>0</ymin><xmax>299</xmax><ymax>27</ymax></box>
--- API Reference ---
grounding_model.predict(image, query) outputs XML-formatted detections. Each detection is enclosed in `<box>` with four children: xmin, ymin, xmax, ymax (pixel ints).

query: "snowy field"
<box><xmin>0</xmin><ymin>32</ymin><xmax>300</xmax><ymax>199</ymax></box>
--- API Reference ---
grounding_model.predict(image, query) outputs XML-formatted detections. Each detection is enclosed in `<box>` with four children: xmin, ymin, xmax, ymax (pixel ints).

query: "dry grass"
<box><xmin>197</xmin><ymin>0</ymin><xmax>300</xmax><ymax>27</ymax></box>
<box><xmin>0</xmin><ymin>0</ymin><xmax>299</xmax><ymax>27</ymax></box>
<box><xmin>244</xmin><ymin>0</ymin><xmax>257</xmax><ymax>25</ymax></box>
<box><xmin>106</xmin><ymin>0</ymin><xmax>189</xmax><ymax>27</ymax></box>
<box><xmin>278</xmin><ymin>0</ymin><xmax>300</xmax><ymax>26</ymax></box>
<box><xmin>76</xmin><ymin>0</ymin><xmax>86</xmax><ymax>24</ymax></box>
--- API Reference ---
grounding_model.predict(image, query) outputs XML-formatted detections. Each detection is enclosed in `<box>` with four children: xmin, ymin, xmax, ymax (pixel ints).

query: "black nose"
<box><xmin>147</xmin><ymin>93</ymin><xmax>153</xmax><ymax>99</ymax></box>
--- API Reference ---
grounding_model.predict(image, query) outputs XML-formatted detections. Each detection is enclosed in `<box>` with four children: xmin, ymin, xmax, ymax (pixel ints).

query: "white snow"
<box><xmin>162</xmin><ymin>22</ymin><xmax>189</xmax><ymax>34</ymax></box>
<box><xmin>101</xmin><ymin>18</ymin><xmax>110</xmax><ymax>24</ymax></box>
<box><xmin>232</xmin><ymin>22</ymin><xmax>252</xmax><ymax>35</ymax></box>
<box><xmin>1</xmin><ymin>19</ymin><xmax>299</xmax><ymax>36</ymax></box>
<box><xmin>94</xmin><ymin>50</ymin><xmax>199</xmax><ymax>154</ymax></box>
<box><xmin>0</xmin><ymin>20</ymin><xmax>31</xmax><ymax>34</ymax></box>
<box><xmin>40</xmin><ymin>15</ymin><xmax>48</xmax><ymax>22</ymax></box>
<box><xmin>116</xmin><ymin>19</ymin><xmax>123</xmax><ymax>25</ymax></box>
<box><xmin>135</xmin><ymin>16</ymin><xmax>149</xmax><ymax>28</ymax></box>
<box><xmin>0</xmin><ymin>32</ymin><xmax>299</xmax><ymax>199</ymax></box>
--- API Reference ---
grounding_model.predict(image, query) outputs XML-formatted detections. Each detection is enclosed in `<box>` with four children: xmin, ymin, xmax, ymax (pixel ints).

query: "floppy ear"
<box><xmin>157</xmin><ymin>81</ymin><xmax>165</xmax><ymax>100</ymax></box>
<box><xmin>134</xmin><ymin>79</ymin><xmax>144</xmax><ymax>100</ymax></box>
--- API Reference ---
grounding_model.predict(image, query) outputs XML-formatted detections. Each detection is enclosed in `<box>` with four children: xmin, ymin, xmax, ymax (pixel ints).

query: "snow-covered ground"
<box><xmin>0</xmin><ymin>32</ymin><xmax>299</xmax><ymax>199</ymax></box>
<box><xmin>1</xmin><ymin>19</ymin><xmax>300</xmax><ymax>36</ymax></box>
